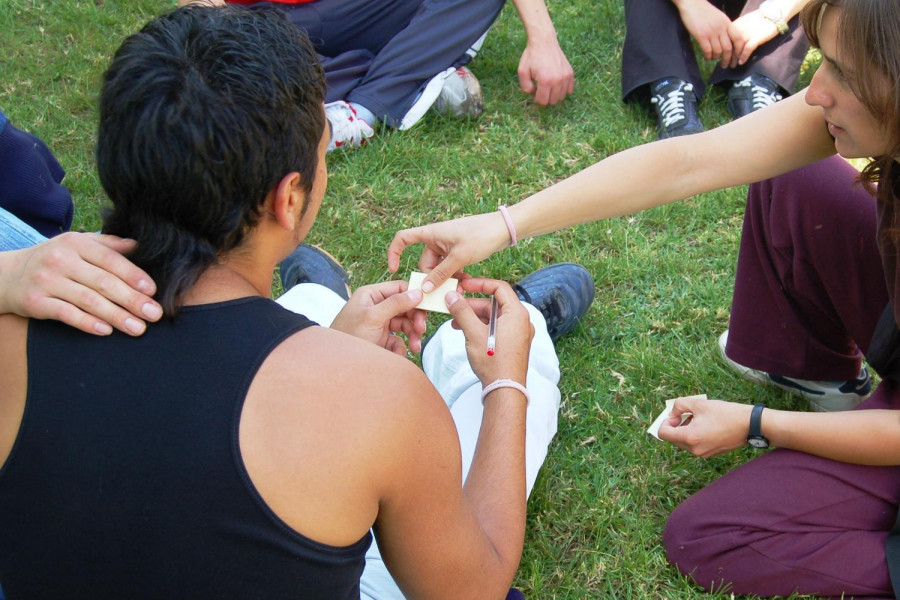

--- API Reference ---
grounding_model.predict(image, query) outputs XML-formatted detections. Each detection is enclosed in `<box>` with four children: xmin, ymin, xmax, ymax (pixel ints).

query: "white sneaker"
<box><xmin>325</xmin><ymin>101</ymin><xmax>374</xmax><ymax>152</ymax></box>
<box><xmin>399</xmin><ymin>67</ymin><xmax>454</xmax><ymax>131</ymax></box>
<box><xmin>717</xmin><ymin>330</ymin><xmax>873</xmax><ymax>412</ymax></box>
<box><xmin>432</xmin><ymin>66</ymin><xmax>483</xmax><ymax>119</ymax></box>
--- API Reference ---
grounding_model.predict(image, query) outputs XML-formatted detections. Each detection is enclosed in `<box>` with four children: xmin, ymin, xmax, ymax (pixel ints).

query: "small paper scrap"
<box><xmin>408</xmin><ymin>271</ymin><xmax>459</xmax><ymax>314</ymax></box>
<box><xmin>646</xmin><ymin>394</ymin><xmax>706</xmax><ymax>440</ymax></box>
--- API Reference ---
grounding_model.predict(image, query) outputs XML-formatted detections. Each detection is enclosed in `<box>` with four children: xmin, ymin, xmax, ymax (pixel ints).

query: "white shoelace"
<box><xmin>733</xmin><ymin>76</ymin><xmax>783</xmax><ymax>110</ymax></box>
<box><xmin>651</xmin><ymin>82</ymin><xmax>694</xmax><ymax>127</ymax></box>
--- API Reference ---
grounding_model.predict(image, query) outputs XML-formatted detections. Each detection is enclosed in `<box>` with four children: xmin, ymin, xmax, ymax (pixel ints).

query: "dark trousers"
<box><xmin>250</xmin><ymin>0</ymin><xmax>504</xmax><ymax>126</ymax></box>
<box><xmin>0</xmin><ymin>109</ymin><xmax>73</xmax><ymax>238</ymax></box>
<box><xmin>664</xmin><ymin>157</ymin><xmax>900</xmax><ymax>598</ymax></box>
<box><xmin>621</xmin><ymin>0</ymin><xmax>810</xmax><ymax>101</ymax></box>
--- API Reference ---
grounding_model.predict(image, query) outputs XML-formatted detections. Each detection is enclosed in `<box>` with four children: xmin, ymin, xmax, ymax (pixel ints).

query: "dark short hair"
<box><xmin>802</xmin><ymin>0</ymin><xmax>900</xmax><ymax>200</ymax></box>
<box><xmin>98</xmin><ymin>5</ymin><xmax>326</xmax><ymax>315</ymax></box>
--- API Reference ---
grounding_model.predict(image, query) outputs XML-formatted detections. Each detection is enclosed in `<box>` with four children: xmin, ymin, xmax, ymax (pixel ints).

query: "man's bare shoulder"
<box><xmin>0</xmin><ymin>313</ymin><xmax>28</xmax><ymax>360</ymax></box>
<box><xmin>240</xmin><ymin>324</ymin><xmax>460</xmax><ymax>547</ymax></box>
<box><xmin>0</xmin><ymin>314</ymin><xmax>28</xmax><ymax>468</ymax></box>
<box><xmin>247</xmin><ymin>324</ymin><xmax>456</xmax><ymax>448</ymax></box>
<box><xmin>273</xmin><ymin>325</ymin><xmax>437</xmax><ymax>404</ymax></box>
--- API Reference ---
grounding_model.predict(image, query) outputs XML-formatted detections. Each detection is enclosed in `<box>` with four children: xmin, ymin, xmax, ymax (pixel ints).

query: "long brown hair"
<box><xmin>802</xmin><ymin>0</ymin><xmax>900</xmax><ymax>202</ymax></box>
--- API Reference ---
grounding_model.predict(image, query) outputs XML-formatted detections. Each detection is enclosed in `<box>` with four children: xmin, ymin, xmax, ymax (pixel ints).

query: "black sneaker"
<box><xmin>726</xmin><ymin>73</ymin><xmax>783</xmax><ymax>119</ymax></box>
<box><xmin>650</xmin><ymin>77</ymin><xmax>705</xmax><ymax>139</ymax></box>
<box><xmin>513</xmin><ymin>263</ymin><xmax>595</xmax><ymax>342</ymax></box>
<box><xmin>279</xmin><ymin>244</ymin><xmax>351</xmax><ymax>300</ymax></box>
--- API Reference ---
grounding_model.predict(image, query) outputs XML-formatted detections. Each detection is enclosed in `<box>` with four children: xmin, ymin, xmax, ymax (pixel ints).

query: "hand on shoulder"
<box><xmin>0</xmin><ymin>232</ymin><xmax>162</xmax><ymax>336</ymax></box>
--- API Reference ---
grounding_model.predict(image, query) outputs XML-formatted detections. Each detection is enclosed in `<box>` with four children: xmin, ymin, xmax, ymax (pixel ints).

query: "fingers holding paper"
<box><xmin>657</xmin><ymin>396</ymin><xmax>755</xmax><ymax>458</ymax></box>
<box><xmin>330</xmin><ymin>280</ymin><xmax>427</xmax><ymax>355</ymax></box>
<box><xmin>387</xmin><ymin>212</ymin><xmax>513</xmax><ymax>294</ymax></box>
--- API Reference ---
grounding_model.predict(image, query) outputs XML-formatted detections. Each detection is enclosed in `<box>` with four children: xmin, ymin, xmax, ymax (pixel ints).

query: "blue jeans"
<box><xmin>0</xmin><ymin>206</ymin><xmax>47</xmax><ymax>251</ymax></box>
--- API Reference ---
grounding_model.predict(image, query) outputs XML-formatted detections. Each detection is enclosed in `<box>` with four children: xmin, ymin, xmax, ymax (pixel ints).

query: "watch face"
<box><xmin>747</xmin><ymin>436</ymin><xmax>769</xmax><ymax>449</ymax></box>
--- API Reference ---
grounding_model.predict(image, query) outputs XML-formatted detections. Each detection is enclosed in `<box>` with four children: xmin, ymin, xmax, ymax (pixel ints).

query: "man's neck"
<box><xmin>182</xmin><ymin>261</ymin><xmax>274</xmax><ymax>306</ymax></box>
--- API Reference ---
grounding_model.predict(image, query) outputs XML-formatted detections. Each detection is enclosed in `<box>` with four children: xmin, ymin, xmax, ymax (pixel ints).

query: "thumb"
<box><xmin>380</xmin><ymin>288</ymin><xmax>424</xmax><ymax>318</ymax></box>
<box><xmin>445</xmin><ymin>291</ymin><xmax>483</xmax><ymax>337</ymax></box>
<box><xmin>422</xmin><ymin>258</ymin><xmax>463</xmax><ymax>293</ymax></box>
<box><xmin>519</xmin><ymin>69</ymin><xmax>536</xmax><ymax>95</ymax></box>
<box><xmin>672</xmin><ymin>394</ymin><xmax>706</xmax><ymax>416</ymax></box>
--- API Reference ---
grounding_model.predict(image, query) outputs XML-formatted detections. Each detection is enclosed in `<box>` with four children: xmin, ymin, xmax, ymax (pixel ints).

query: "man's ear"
<box><xmin>270</xmin><ymin>172</ymin><xmax>306</xmax><ymax>231</ymax></box>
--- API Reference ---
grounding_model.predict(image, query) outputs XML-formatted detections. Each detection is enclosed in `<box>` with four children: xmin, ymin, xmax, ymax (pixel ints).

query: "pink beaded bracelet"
<box><xmin>481</xmin><ymin>378</ymin><xmax>530</xmax><ymax>406</ymax></box>
<box><xmin>498</xmin><ymin>205</ymin><xmax>518</xmax><ymax>247</ymax></box>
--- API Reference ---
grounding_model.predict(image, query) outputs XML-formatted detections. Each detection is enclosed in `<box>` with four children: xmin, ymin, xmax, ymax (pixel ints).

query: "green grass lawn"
<box><xmin>1</xmin><ymin>1</ymin><xmax>822</xmax><ymax>597</ymax></box>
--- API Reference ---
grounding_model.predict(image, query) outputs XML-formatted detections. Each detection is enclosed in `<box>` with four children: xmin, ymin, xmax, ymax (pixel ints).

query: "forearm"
<box><xmin>510</xmin><ymin>0</ymin><xmax>559</xmax><ymax>44</ymax></box>
<box><xmin>462</xmin><ymin>388</ymin><xmax>528</xmax><ymax>587</ymax></box>
<box><xmin>767</xmin><ymin>0</ymin><xmax>809</xmax><ymax>20</ymax></box>
<box><xmin>510</xmin><ymin>138</ymin><xmax>701</xmax><ymax>239</ymax></box>
<box><xmin>507</xmin><ymin>93</ymin><xmax>834</xmax><ymax>240</ymax></box>
<box><xmin>670</xmin><ymin>0</ymin><xmax>706</xmax><ymax>9</ymax></box>
<box><xmin>764</xmin><ymin>408</ymin><xmax>900</xmax><ymax>465</ymax></box>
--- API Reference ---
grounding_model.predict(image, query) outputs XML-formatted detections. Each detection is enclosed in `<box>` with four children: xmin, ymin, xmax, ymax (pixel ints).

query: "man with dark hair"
<box><xmin>0</xmin><ymin>5</ymin><xmax>593</xmax><ymax>598</ymax></box>
<box><xmin>177</xmin><ymin>0</ymin><xmax>575</xmax><ymax>151</ymax></box>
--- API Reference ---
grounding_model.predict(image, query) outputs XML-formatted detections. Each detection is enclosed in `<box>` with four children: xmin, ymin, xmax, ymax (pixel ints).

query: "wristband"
<box><xmin>498</xmin><ymin>205</ymin><xmax>518</xmax><ymax>247</ymax></box>
<box><xmin>481</xmin><ymin>378</ymin><xmax>530</xmax><ymax>406</ymax></box>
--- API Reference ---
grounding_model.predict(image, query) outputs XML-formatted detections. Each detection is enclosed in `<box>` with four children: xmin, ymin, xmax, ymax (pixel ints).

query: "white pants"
<box><xmin>276</xmin><ymin>283</ymin><xmax>562</xmax><ymax>600</ymax></box>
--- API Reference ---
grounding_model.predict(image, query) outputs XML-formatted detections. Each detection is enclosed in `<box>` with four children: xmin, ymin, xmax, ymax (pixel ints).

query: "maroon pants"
<box><xmin>664</xmin><ymin>156</ymin><xmax>900</xmax><ymax>599</ymax></box>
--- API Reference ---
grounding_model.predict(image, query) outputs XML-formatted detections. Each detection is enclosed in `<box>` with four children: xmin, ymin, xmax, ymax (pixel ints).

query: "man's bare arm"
<box><xmin>509</xmin><ymin>0</ymin><xmax>574</xmax><ymax>105</ymax></box>
<box><xmin>373</xmin><ymin>279</ymin><xmax>534</xmax><ymax>599</ymax></box>
<box><xmin>671</xmin><ymin>0</ymin><xmax>734</xmax><ymax>64</ymax></box>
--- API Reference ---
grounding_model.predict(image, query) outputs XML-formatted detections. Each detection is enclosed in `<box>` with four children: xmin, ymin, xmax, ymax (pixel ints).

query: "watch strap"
<box><xmin>750</xmin><ymin>402</ymin><xmax>765</xmax><ymax>432</ymax></box>
<box><xmin>747</xmin><ymin>403</ymin><xmax>769</xmax><ymax>448</ymax></box>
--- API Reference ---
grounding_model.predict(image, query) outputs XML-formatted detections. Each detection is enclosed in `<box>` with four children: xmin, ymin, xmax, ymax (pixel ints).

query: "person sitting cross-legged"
<box><xmin>178</xmin><ymin>0</ymin><xmax>575</xmax><ymax>151</ymax></box>
<box><xmin>622</xmin><ymin>0</ymin><xmax>810</xmax><ymax>139</ymax></box>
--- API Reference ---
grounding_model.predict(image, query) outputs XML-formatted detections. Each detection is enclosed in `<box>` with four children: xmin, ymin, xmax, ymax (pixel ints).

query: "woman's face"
<box><xmin>805</xmin><ymin>6</ymin><xmax>893</xmax><ymax>159</ymax></box>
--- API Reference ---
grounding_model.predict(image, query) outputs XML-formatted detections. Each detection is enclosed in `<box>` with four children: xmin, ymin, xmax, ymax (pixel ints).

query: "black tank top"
<box><xmin>0</xmin><ymin>297</ymin><xmax>371</xmax><ymax>599</ymax></box>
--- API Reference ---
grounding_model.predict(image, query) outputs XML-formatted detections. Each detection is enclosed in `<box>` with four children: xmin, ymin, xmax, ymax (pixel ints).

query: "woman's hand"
<box><xmin>658</xmin><ymin>396</ymin><xmax>754</xmax><ymax>458</ymax></box>
<box><xmin>444</xmin><ymin>278</ymin><xmax>533</xmax><ymax>387</ymax></box>
<box><xmin>727</xmin><ymin>12</ymin><xmax>780</xmax><ymax>67</ymax></box>
<box><xmin>329</xmin><ymin>280</ymin><xmax>428</xmax><ymax>355</ymax></box>
<box><xmin>387</xmin><ymin>212</ymin><xmax>512</xmax><ymax>294</ymax></box>
<box><xmin>0</xmin><ymin>232</ymin><xmax>162</xmax><ymax>336</ymax></box>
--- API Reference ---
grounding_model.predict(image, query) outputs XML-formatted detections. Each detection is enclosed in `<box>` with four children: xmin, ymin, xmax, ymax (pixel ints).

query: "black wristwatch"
<box><xmin>747</xmin><ymin>404</ymin><xmax>770</xmax><ymax>449</ymax></box>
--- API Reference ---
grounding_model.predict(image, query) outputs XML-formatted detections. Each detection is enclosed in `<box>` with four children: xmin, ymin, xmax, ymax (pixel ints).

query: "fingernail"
<box><xmin>142</xmin><ymin>302</ymin><xmax>163</xmax><ymax>320</ymax></box>
<box><xmin>125</xmin><ymin>318</ymin><xmax>146</xmax><ymax>335</ymax></box>
<box><xmin>445</xmin><ymin>291</ymin><xmax>460</xmax><ymax>306</ymax></box>
<box><xmin>407</xmin><ymin>289</ymin><xmax>423</xmax><ymax>301</ymax></box>
<box><xmin>93</xmin><ymin>322</ymin><xmax>113</xmax><ymax>335</ymax></box>
<box><xmin>422</xmin><ymin>281</ymin><xmax>434</xmax><ymax>293</ymax></box>
<box><xmin>137</xmin><ymin>279</ymin><xmax>155</xmax><ymax>294</ymax></box>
